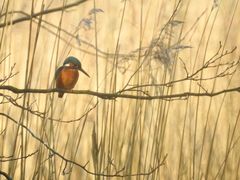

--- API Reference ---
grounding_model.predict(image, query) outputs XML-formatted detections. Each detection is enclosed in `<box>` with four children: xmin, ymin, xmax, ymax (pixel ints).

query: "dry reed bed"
<box><xmin>0</xmin><ymin>0</ymin><xmax>240</xmax><ymax>179</ymax></box>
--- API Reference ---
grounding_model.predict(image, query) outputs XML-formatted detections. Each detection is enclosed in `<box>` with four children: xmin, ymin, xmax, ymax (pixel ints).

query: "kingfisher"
<box><xmin>55</xmin><ymin>56</ymin><xmax>90</xmax><ymax>98</ymax></box>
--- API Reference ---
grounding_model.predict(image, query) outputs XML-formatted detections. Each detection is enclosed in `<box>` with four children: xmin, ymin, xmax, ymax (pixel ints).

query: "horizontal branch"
<box><xmin>0</xmin><ymin>0</ymin><xmax>89</xmax><ymax>28</ymax></box>
<box><xmin>0</xmin><ymin>150</ymin><xmax>38</xmax><ymax>162</ymax></box>
<box><xmin>0</xmin><ymin>85</ymin><xmax>239</xmax><ymax>100</ymax></box>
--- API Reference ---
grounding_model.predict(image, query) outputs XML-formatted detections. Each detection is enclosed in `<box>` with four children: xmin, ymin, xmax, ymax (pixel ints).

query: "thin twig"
<box><xmin>0</xmin><ymin>112</ymin><xmax>167</xmax><ymax>177</ymax></box>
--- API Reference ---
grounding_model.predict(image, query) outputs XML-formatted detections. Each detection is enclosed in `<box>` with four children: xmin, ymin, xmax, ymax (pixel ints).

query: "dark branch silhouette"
<box><xmin>0</xmin><ymin>0</ymin><xmax>89</xmax><ymax>28</ymax></box>
<box><xmin>0</xmin><ymin>85</ymin><xmax>239</xmax><ymax>100</ymax></box>
<box><xmin>0</xmin><ymin>150</ymin><xmax>38</xmax><ymax>162</ymax></box>
<box><xmin>0</xmin><ymin>171</ymin><xmax>12</xmax><ymax>180</ymax></box>
<box><xmin>0</xmin><ymin>112</ymin><xmax>167</xmax><ymax>177</ymax></box>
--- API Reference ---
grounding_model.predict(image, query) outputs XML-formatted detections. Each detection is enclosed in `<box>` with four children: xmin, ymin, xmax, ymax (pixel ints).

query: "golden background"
<box><xmin>0</xmin><ymin>0</ymin><xmax>240</xmax><ymax>179</ymax></box>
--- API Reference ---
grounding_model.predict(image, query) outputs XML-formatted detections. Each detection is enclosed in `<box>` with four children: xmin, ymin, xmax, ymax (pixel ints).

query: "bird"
<box><xmin>55</xmin><ymin>56</ymin><xmax>90</xmax><ymax>98</ymax></box>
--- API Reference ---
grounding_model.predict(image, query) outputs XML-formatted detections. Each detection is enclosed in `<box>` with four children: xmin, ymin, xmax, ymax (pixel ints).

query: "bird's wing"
<box><xmin>55</xmin><ymin>66</ymin><xmax>64</xmax><ymax>80</ymax></box>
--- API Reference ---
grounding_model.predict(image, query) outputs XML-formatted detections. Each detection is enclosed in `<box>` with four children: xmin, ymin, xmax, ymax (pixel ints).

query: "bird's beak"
<box><xmin>79</xmin><ymin>67</ymin><xmax>90</xmax><ymax>77</ymax></box>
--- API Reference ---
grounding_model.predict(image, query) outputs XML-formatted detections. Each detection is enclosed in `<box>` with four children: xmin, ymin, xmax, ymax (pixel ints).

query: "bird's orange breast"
<box><xmin>56</xmin><ymin>68</ymin><xmax>79</xmax><ymax>90</ymax></box>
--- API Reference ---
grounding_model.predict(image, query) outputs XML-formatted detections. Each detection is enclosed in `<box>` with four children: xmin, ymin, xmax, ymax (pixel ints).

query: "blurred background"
<box><xmin>0</xmin><ymin>0</ymin><xmax>240</xmax><ymax>179</ymax></box>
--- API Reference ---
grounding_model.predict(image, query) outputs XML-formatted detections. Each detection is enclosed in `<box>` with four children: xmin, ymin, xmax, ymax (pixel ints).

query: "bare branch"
<box><xmin>0</xmin><ymin>171</ymin><xmax>12</xmax><ymax>180</ymax></box>
<box><xmin>0</xmin><ymin>113</ymin><xmax>166</xmax><ymax>177</ymax></box>
<box><xmin>0</xmin><ymin>0</ymin><xmax>89</xmax><ymax>28</ymax></box>
<box><xmin>123</xmin><ymin>45</ymin><xmax>238</xmax><ymax>91</ymax></box>
<box><xmin>50</xmin><ymin>102</ymin><xmax>98</xmax><ymax>123</ymax></box>
<box><xmin>0</xmin><ymin>150</ymin><xmax>39</xmax><ymax>162</ymax></box>
<box><xmin>0</xmin><ymin>85</ymin><xmax>239</xmax><ymax>100</ymax></box>
<box><xmin>0</xmin><ymin>63</ymin><xmax>19</xmax><ymax>85</ymax></box>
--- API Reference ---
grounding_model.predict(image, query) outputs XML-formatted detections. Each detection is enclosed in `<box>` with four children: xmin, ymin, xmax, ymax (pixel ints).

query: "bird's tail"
<box><xmin>58</xmin><ymin>92</ymin><xmax>64</xmax><ymax>98</ymax></box>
